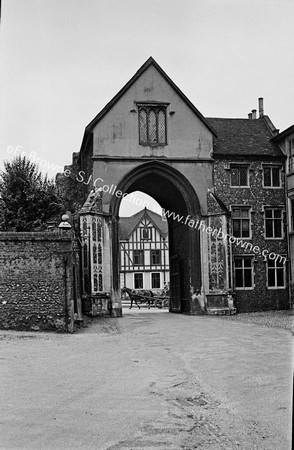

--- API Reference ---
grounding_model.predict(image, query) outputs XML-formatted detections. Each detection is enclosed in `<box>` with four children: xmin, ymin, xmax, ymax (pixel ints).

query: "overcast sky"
<box><xmin>1</xmin><ymin>0</ymin><xmax>293</xmax><ymax>215</ymax></box>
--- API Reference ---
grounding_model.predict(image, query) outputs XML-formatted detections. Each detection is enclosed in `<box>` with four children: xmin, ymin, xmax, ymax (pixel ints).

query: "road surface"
<box><xmin>0</xmin><ymin>308</ymin><xmax>292</xmax><ymax>449</ymax></box>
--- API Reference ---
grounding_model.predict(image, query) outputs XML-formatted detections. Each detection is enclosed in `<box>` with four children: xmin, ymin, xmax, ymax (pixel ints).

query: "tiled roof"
<box><xmin>119</xmin><ymin>208</ymin><xmax>168</xmax><ymax>240</ymax></box>
<box><xmin>206</xmin><ymin>117</ymin><xmax>284</xmax><ymax>157</ymax></box>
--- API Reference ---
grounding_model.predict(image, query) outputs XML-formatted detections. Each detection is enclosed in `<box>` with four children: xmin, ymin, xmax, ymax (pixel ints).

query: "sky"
<box><xmin>1</xmin><ymin>0</ymin><xmax>293</xmax><ymax>216</ymax></box>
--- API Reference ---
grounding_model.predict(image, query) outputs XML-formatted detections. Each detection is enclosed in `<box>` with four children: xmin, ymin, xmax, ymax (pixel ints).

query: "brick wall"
<box><xmin>0</xmin><ymin>232</ymin><xmax>74</xmax><ymax>332</ymax></box>
<box><xmin>213</xmin><ymin>158</ymin><xmax>289</xmax><ymax>312</ymax></box>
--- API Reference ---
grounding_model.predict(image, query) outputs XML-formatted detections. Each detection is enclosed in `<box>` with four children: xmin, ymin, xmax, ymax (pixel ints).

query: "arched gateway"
<box><xmin>111</xmin><ymin>161</ymin><xmax>202</xmax><ymax>313</ymax></box>
<box><xmin>77</xmin><ymin>57</ymin><xmax>231</xmax><ymax>316</ymax></box>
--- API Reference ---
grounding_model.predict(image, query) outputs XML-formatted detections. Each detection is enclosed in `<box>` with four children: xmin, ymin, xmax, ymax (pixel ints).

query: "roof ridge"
<box><xmin>120</xmin><ymin>207</ymin><xmax>162</xmax><ymax>220</ymax></box>
<box><xmin>80</xmin><ymin>57</ymin><xmax>217</xmax><ymax>153</ymax></box>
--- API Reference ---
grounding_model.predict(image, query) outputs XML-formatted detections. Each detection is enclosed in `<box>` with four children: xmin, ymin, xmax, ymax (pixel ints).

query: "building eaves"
<box><xmin>206</xmin><ymin>117</ymin><xmax>284</xmax><ymax>158</ymax></box>
<box><xmin>119</xmin><ymin>208</ymin><xmax>168</xmax><ymax>240</ymax></box>
<box><xmin>272</xmin><ymin>124</ymin><xmax>294</xmax><ymax>142</ymax></box>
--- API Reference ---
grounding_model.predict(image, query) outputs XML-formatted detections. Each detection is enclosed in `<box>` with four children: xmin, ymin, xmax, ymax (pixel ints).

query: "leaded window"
<box><xmin>138</xmin><ymin>104</ymin><xmax>167</xmax><ymax>145</ymax></box>
<box><xmin>230</xmin><ymin>165</ymin><xmax>249</xmax><ymax>187</ymax></box>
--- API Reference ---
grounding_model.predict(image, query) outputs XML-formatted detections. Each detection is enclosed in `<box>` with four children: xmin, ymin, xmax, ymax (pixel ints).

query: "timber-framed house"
<box><xmin>119</xmin><ymin>208</ymin><xmax>169</xmax><ymax>292</ymax></box>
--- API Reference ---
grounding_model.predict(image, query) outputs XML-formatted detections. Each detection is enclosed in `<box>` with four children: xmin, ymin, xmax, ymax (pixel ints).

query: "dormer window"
<box><xmin>138</xmin><ymin>103</ymin><xmax>167</xmax><ymax>145</ymax></box>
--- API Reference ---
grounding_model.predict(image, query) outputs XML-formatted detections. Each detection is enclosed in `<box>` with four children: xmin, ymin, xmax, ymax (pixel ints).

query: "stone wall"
<box><xmin>0</xmin><ymin>232</ymin><xmax>75</xmax><ymax>332</ymax></box>
<box><xmin>213</xmin><ymin>158</ymin><xmax>289</xmax><ymax>312</ymax></box>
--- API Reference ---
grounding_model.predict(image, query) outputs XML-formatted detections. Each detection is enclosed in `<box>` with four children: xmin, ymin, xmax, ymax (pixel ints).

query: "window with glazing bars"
<box><xmin>264</xmin><ymin>208</ymin><xmax>283</xmax><ymax>238</ymax></box>
<box><xmin>138</xmin><ymin>104</ymin><xmax>167</xmax><ymax>145</ymax></box>
<box><xmin>263</xmin><ymin>166</ymin><xmax>281</xmax><ymax>187</ymax></box>
<box><xmin>151</xmin><ymin>250</ymin><xmax>161</xmax><ymax>265</ymax></box>
<box><xmin>151</xmin><ymin>272</ymin><xmax>161</xmax><ymax>289</ymax></box>
<box><xmin>133</xmin><ymin>250</ymin><xmax>144</xmax><ymax>265</ymax></box>
<box><xmin>291</xmin><ymin>199</ymin><xmax>294</xmax><ymax>231</ymax></box>
<box><xmin>141</xmin><ymin>228</ymin><xmax>151</xmax><ymax>240</ymax></box>
<box><xmin>289</xmin><ymin>139</ymin><xmax>294</xmax><ymax>172</ymax></box>
<box><xmin>232</xmin><ymin>207</ymin><xmax>251</xmax><ymax>238</ymax></box>
<box><xmin>267</xmin><ymin>258</ymin><xmax>285</xmax><ymax>288</ymax></box>
<box><xmin>230</xmin><ymin>165</ymin><xmax>249</xmax><ymax>187</ymax></box>
<box><xmin>134</xmin><ymin>273</ymin><xmax>143</xmax><ymax>289</ymax></box>
<box><xmin>234</xmin><ymin>256</ymin><xmax>253</xmax><ymax>289</ymax></box>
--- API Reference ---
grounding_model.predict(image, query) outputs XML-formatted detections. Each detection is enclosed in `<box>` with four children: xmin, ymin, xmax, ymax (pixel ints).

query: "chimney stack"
<box><xmin>258</xmin><ymin>97</ymin><xmax>264</xmax><ymax>118</ymax></box>
<box><xmin>248</xmin><ymin>112</ymin><xmax>252</xmax><ymax>119</ymax></box>
<box><xmin>252</xmin><ymin>109</ymin><xmax>257</xmax><ymax>119</ymax></box>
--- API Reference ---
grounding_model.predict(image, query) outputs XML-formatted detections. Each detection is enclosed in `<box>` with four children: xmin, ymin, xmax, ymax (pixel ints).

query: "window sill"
<box><xmin>234</xmin><ymin>287</ymin><xmax>254</xmax><ymax>291</ymax></box>
<box><xmin>267</xmin><ymin>287</ymin><xmax>286</xmax><ymax>290</ymax></box>
<box><xmin>233</xmin><ymin>237</ymin><xmax>252</xmax><ymax>240</ymax></box>
<box><xmin>263</xmin><ymin>237</ymin><xmax>284</xmax><ymax>240</ymax></box>
<box><xmin>262</xmin><ymin>186</ymin><xmax>282</xmax><ymax>189</ymax></box>
<box><xmin>139</xmin><ymin>142</ymin><xmax>167</xmax><ymax>147</ymax></box>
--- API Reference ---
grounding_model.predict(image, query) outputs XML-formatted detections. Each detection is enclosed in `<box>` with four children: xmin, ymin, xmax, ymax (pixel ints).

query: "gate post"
<box><xmin>205</xmin><ymin>214</ymin><xmax>236</xmax><ymax>315</ymax></box>
<box><xmin>79</xmin><ymin>189</ymin><xmax>122</xmax><ymax>317</ymax></box>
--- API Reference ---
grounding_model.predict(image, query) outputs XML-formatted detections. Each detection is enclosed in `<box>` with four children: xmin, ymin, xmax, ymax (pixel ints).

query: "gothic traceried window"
<box><xmin>98</xmin><ymin>244</ymin><xmax>102</xmax><ymax>264</ymax></box>
<box><xmin>97</xmin><ymin>223</ymin><xmax>102</xmax><ymax>241</ymax></box>
<box><xmin>138</xmin><ymin>104</ymin><xmax>167</xmax><ymax>145</ymax></box>
<box><xmin>83</xmin><ymin>243</ymin><xmax>88</xmax><ymax>268</ymax></box>
<box><xmin>92</xmin><ymin>218</ymin><xmax>97</xmax><ymax>241</ymax></box>
<box><xmin>99</xmin><ymin>271</ymin><xmax>103</xmax><ymax>291</ymax></box>
<box><xmin>93</xmin><ymin>243</ymin><xmax>97</xmax><ymax>264</ymax></box>
<box><xmin>94</xmin><ymin>273</ymin><xmax>98</xmax><ymax>291</ymax></box>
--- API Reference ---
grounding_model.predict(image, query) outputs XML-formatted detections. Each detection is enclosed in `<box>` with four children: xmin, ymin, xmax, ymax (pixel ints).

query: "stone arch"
<box><xmin>111</xmin><ymin>161</ymin><xmax>202</xmax><ymax>313</ymax></box>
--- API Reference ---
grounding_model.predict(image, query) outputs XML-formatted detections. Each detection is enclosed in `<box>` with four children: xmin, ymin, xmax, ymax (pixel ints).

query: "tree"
<box><xmin>0</xmin><ymin>156</ymin><xmax>64</xmax><ymax>231</ymax></box>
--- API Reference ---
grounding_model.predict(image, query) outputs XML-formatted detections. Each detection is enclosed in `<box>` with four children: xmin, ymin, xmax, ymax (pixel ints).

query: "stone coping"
<box><xmin>0</xmin><ymin>232</ymin><xmax>72</xmax><ymax>241</ymax></box>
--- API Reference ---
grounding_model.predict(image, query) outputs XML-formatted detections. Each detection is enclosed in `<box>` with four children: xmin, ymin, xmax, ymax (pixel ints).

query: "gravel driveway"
<box><xmin>217</xmin><ymin>309</ymin><xmax>294</xmax><ymax>333</ymax></box>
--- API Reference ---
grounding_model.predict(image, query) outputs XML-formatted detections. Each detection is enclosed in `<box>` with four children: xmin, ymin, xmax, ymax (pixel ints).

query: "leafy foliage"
<box><xmin>0</xmin><ymin>156</ymin><xmax>64</xmax><ymax>231</ymax></box>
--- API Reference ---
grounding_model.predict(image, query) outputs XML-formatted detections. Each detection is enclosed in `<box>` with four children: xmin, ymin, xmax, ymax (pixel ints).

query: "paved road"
<box><xmin>0</xmin><ymin>309</ymin><xmax>292</xmax><ymax>449</ymax></box>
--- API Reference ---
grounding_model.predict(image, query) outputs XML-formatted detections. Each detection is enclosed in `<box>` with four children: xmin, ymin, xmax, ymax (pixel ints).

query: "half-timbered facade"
<box><xmin>119</xmin><ymin>208</ymin><xmax>169</xmax><ymax>292</ymax></box>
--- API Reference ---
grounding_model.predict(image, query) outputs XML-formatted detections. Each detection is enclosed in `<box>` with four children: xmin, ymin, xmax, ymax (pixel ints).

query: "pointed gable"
<box><xmin>119</xmin><ymin>208</ymin><xmax>168</xmax><ymax>241</ymax></box>
<box><xmin>84</xmin><ymin>57</ymin><xmax>216</xmax><ymax>136</ymax></box>
<box><xmin>79</xmin><ymin>57</ymin><xmax>216</xmax><ymax>160</ymax></box>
